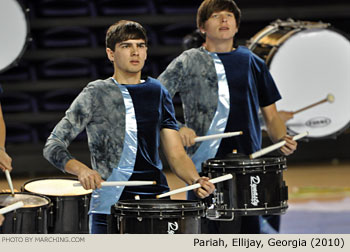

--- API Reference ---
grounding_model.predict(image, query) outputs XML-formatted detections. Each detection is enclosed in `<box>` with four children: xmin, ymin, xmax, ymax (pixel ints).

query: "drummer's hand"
<box><xmin>193</xmin><ymin>177</ymin><xmax>215</xmax><ymax>199</ymax></box>
<box><xmin>0</xmin><ymin>214</ymin><xmax>4</xmax><ymax>226</ymax></box>
<box><xmin>279</xmin><ymin>135</ymin><xmax>297</xmax><ymax>156</ymax></box>
<box><xmin>78</xmin><ymin>168</ymin><xmax>103</xmax><ymax>190</ymax></box>
<box><xmin>65</xmin><ymin>159</ymin><xmax>103</xmax><ymax>190</ymax></box>
<box><xmin>278</xmin><ymin>110</ymin><xmax>294</xmax><ymax>123</ymax></box>
<box><xmin>179</xmin><ymin>127</ymin><xmax>197</xmax><ymax>147</ymax></box>
<box><xmin>0</xmin><ymin>148</ymin><xmax>13</xmax><ymax>172</ymax></box>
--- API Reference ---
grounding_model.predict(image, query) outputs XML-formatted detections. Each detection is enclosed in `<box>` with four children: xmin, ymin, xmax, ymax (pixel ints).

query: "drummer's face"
<box><xmin>201</xmin><ymin>10</ymin><xmax>238</xmax><ymax>42</ymax></box>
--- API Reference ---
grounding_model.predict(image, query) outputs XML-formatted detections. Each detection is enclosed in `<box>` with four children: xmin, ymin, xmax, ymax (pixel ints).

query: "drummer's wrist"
<box><xmin>0</xmin><ymin>146</ymin><xmax>5</xmax><ymax>152</ymax></box>
<box><xmin>192</xmin><ymin>177</ymin><xmax>201</xmax><ymax>185</ymax></box>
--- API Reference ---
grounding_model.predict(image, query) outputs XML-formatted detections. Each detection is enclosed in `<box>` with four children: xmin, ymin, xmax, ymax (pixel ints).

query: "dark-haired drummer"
<box><xmin>158</xmin><ymin>0</ymin><xmax>297</xmax><ymax>233</ymax></box>
<box><xmin>43</xmin><ymin>20</ymin><xmax>214</xmax><ymax>234</ymax></box>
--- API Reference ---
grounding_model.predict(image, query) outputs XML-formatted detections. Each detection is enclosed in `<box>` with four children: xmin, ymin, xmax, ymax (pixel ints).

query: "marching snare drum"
<box><xmin>22</xmin><ymin>178</ymin><xmax>92</xmax><ymax>234</ymax></box>
<box><xmin>248</xmin><ymin>19</ymin><xmax>350</xmax><ymax>139</ymax></box>
<box><xmin>109</xmin><ymin>199</ymin><xmax>205</xmax><ymax>234</ymax></box>
<box><xmin>0</xmin><ymin>0</ymin><xmax>30</xmax><ymax>73</ymax></box>
<box><xmin>0</xmin><ymin>192</ymin><xmax>50</xmax><ymax>234</ymax></box>
<box><xmin>201</xmin><ymin>154</ymin><xmax>288</xmax><ymax>219</ymax></box>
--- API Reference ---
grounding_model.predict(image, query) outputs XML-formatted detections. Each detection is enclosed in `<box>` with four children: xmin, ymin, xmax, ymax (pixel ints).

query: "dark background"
<box><xmin>1</xmin><ymin>0</ymin><xmax>349</xmax><ymax>176</ymax></box>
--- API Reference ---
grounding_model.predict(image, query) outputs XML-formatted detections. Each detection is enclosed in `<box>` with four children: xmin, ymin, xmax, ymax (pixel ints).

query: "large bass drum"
<box><xmin>0</xmin><ymin>0</ymin><xmax>30</xmax><ymax>73</ymax></box>
<box><xmin>248</xmin><ymin>19</ymin><xmax>350</xmax><ymax>139</ymax></box>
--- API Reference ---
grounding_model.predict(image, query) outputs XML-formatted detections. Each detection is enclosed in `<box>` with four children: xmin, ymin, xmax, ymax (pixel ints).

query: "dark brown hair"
<box><xmin>105</xmin><ymin>20</ymin><xmax>148</xmax><ymax>51</ymax></box>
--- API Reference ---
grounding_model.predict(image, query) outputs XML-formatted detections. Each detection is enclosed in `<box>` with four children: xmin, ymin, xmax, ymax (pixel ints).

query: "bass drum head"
<box><xmin>269</xmin><ymin>27</ymin><xmax>350</xmax><ymax>138</ymax></box>
<box><xmin>23</xmin><ymin>178</ymin><xmax>92</xmax><ymax>196</ymax></box>
<box><xmin>0</xmin><ymin>0</ymin><xmax>29</xmax><ymax>73</ymax></box>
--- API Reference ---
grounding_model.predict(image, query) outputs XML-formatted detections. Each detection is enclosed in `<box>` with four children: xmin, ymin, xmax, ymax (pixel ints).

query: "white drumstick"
<box><xmin>195</xmin><ymin>131</ymin><xmax>243</xmax><ymax>142</ymax></box>
<box><xmin>156</xmin><ymin>174</ymin><xmax>233</xmax><ymax>199</ymax></box>
<box><xmin>0</xmin><ymin>201</ymin><xmax>24</xmax><ymax>215</ymax></box>
<box><xmin>250</xmin><ymin>131</ymin><xmax>309</xmax><ymax>159</ymax></box>
<box><xmin>293</xmin><ymin>93</ymin><xmax>335</xmax><ymax>115</ymax></box>
<box><xmin>4</xmin><ymin>170</ymin><xmax>15</xmax><ymax>196</ymax></box>
<box><xmin>73</xmin><ymin>181</ymin><xmax>157</xmax><ymax>187</ymax></box>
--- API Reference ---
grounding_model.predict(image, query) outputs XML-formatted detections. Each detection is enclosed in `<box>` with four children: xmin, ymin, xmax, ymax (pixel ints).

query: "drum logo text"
<box><xmin>167</xmin><ymin>221</ymin><xmax>179</xmax><ymax>234</ymax></box>
<box><xmin>305</xmin><ymin>117</ymin><xmax>331</xmax><ymax>128</ymax></box>
<box><xmin>250</xmin><ymin>176</ymin><xmax>260</xmax><ymax>206</ymax></box>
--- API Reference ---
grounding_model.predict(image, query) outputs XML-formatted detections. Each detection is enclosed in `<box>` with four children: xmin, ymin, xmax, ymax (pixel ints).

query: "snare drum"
<box><xmin>0</xmin><ymin>0</ymin><xmax>30</xmax><ymax>73</ymax></box>
<box><xmin>109</xmin><ymin>199</ymin><xmax>205</xmax><ymax>234</ymax></box>
<box><xmin>22</xmin><ymin>178</ymin><xmax>92</xmax><ymax>234</ymax></box>
<box><xmin>0</xmin><ymin>192</ymin><xmax>50</xmax><ymax>234</ymax></box>
<box><xmin>201</xmin><ymin>154</ymin><xmax>288</xmax><ymax>219</ymax></box>
<box><xmin>248</xmin><ymin>19</ymin><xmax>350</xmax><ymax>139</ymax></box>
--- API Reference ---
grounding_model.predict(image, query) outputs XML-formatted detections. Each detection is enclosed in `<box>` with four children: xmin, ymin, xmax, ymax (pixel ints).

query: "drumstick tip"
<box><xmin>327</xmin><ymin>93</ymin><xmax>335</xmax><ymax>103</ymax></box>
<box><xmin>152</xmin><ymin>181</ymin><xmax>157</xmax><ymax>185</ymax></box>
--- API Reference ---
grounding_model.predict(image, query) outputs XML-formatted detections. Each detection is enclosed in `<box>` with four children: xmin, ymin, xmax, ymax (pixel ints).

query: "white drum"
<box><xmin>0</xmin><ymin>0</ymin><xmax>30</xmax><ymax>73</ymax></box>
<box><xmin>248</xmin><ymin>19</ymin><xmax>350</xmax><ymax>139</ymax></box>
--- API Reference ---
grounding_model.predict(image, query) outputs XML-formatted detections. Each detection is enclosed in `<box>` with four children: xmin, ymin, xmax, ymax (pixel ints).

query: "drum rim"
<box><xmin>0</xmin><ymin>192</ymin><xmax>51</xmax><ymax>209</ymax></box>
<box><xmin>0</xmin><ymin>0</ymin><xmax>31</xmax><ymax>74</ymax></box>
<box><xmin>203</xmin><ymin>155</ymin><xmax>286</xmax><ymax>167</ymax></box>
<box><xmin>21</xmin><ymin>177</ymin><xmax>92</xmax><ymax>196</ymax></box>
<box><xmin>113</xmin><ymin>199</ymin><xmax>205</xmax><ymax>214</ymax></box>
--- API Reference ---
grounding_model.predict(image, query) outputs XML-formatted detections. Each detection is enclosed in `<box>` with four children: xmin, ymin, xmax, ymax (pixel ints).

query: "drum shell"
<box><xmin>22</xmin><ymin>178</ymin><xmax>91</xmax><ymax>234</ymax></box>
<box><xmin>0</xmin><ymin>192</ymin><xmax>50</xmax><ymax>234</ymax></box>
<box><xmin>202</xmin><ymin>156</ymin><xmax>288</xmax><ymax>216</ymax></box>
<box><xmin>109</xmin><ymin>199</ymin><xmax>205</xmax><ymax>234</ymax></box>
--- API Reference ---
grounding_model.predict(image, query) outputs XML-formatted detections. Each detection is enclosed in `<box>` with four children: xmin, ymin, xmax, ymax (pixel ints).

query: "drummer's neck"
<box><xmin>204</xmin><ymin>39</ymin><xmax>235</xmax><ymax>53</ymax></box>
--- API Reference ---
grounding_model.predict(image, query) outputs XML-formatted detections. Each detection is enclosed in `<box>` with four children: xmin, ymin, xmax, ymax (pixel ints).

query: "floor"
<box><xmin>1</xmin><ymin>161</ymin><xmax>350</xmax><ymax>233</ymax></box>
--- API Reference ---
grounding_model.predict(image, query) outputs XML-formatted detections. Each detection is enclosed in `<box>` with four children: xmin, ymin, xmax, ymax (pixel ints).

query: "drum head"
<box><xmin>23</xmin><ymin>178</ymin><xmax>92</xmax><ymax>196</ymax></box>
<box><xmin>0</xmin><ymin>0</ymin><xmax>29</xmax><ymax>73</ymax></box>
<box><xmin>0</xmin><ymin>192</ymin><xmax>49</xmax><ymax>208</ymax></box>
<box><xmin>270</xmin><ymin>28</ymin><xmax>350</xmax><ymax>138</ymax></box>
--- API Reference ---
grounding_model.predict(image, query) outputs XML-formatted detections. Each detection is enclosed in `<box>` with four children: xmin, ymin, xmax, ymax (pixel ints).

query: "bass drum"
<box><xmin>0</xmin><ymin>0</ymin><xmax>30</xmax><ymax>73</ymax></box>
<box><xmin>248</xmin><ymin>19</ymin><xmax>350</xmax><ymax>139</ymax></box>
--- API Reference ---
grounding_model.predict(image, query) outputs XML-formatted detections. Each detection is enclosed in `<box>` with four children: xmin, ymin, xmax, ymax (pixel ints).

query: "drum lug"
<box><xmin>37</xmin><ymin>207</ymin><xmax>44</xmax><ymax>234</ymax></box>
<box><xmin>12</xmin><ymin>210</ymin><xmax>17</xmax><ymax>233</ymax></box>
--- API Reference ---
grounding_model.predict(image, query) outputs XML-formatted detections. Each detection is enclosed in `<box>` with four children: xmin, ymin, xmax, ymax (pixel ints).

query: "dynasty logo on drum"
<box><xmin>167</xmin><ymin>221</ymin><xmax>179</xmax><ymax>234</ymax></box>
<box><xmin>250</xmin><ymin>176</ymin><xmax>260</xmax><ymax>206</ymax></box>
<box><xmin>305</xmin><ymin>117</ymin><xmax>331</xmax><ymax>128</ymax></box>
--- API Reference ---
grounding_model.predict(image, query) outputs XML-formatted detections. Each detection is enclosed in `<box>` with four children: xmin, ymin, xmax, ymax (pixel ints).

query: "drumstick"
<box><xmin>0</xmin><ymin>201</ymin><xmax>24</xmax><ymax>215</ymax></box>
<box><xmin>249</xmin><ymin>131</ymin><xmax>309</xmax><ymax>159</ymax></box>
<box><xmin>156</xmin><ymin>174</ymin><xmax>233</xmax><ymax>199</ymax></box>
<box><xmin>293</xmin><ymin>93</ymin><xmax>335</xmax><ymax>115</ymax></box>
<box><xmin>73</xmin><ymin>181</ymin><xmax>157</xmax><ymax>187</ymax></box>
<box><xmin>4</xmin><ymin>170</ymin><xmax>15</xmax><ymax>197</ymax></box>
<box><xmin>195</xmin><ymin>131</ymin><xmax>243</xmax><ymax>142</ymax></box>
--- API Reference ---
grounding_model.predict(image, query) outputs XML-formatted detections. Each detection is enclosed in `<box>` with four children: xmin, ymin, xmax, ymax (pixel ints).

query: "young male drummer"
<box><xmin>158</xmin><ymin>0</ymin><xmax>297</xmax><ymax>233</ymax></box>
<box><xmin>43</xmin><ymin>20</ymin><xmax>215</xmax><ymax>234</ymax></box>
